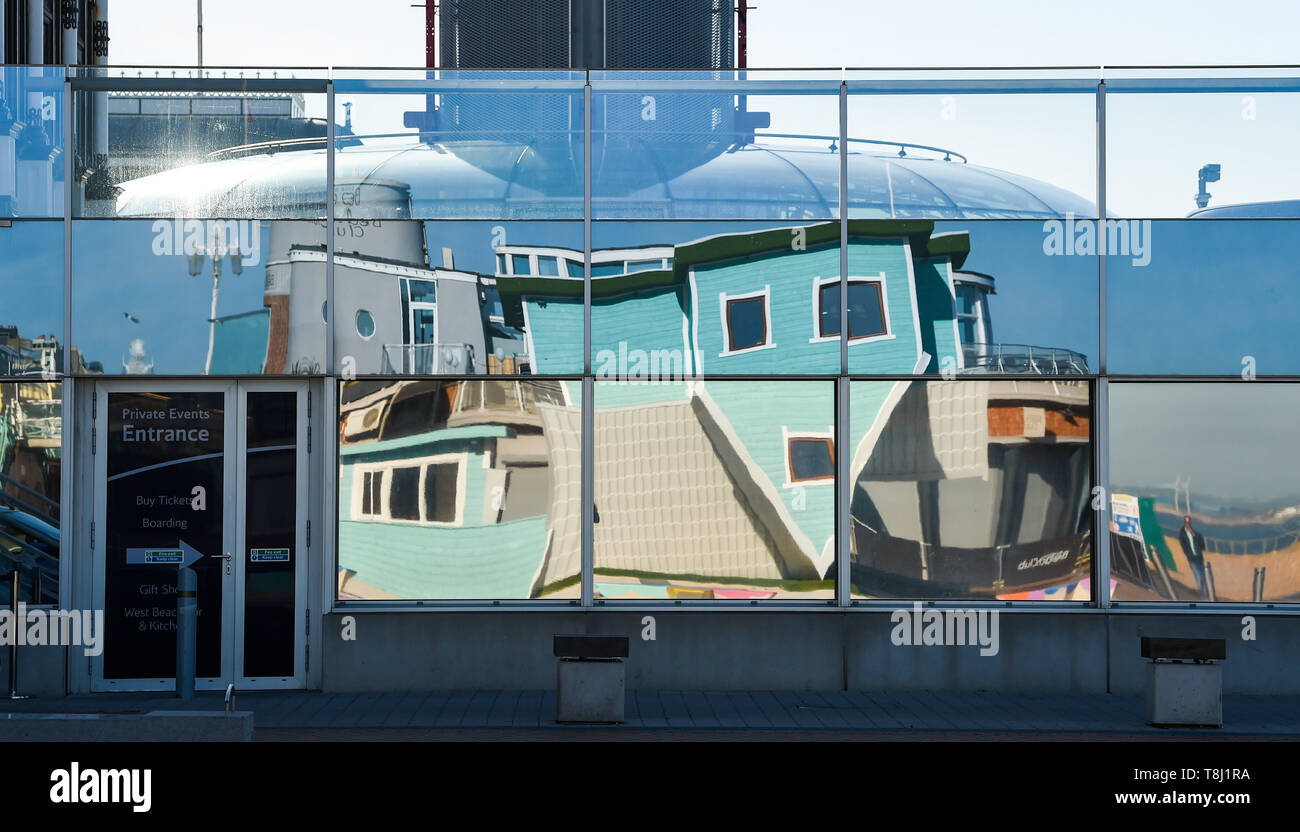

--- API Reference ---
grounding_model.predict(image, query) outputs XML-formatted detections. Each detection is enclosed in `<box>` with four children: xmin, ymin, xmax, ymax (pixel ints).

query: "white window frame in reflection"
<box><xmin>782</xmin><ymin>426</ymin><xmax>836</xmax><ymax>488</ymax></box>
<box><xmin>718</xmin><ymin>285</ymin><xmax>775</xmax><ymax>357</ymax></box>
<box><xmin>808</xmin><ymin>273</ymin><xmax>895</xmax><ymax>346</ymax></box>
<box><xmin>348</xmin><ymin>452</ymin><xmax>468</xmax><ymax>527</ymax></box>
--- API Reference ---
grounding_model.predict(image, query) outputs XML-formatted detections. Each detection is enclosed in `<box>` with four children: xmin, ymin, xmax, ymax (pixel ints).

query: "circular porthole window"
<box><xmin>356</xmin><ymin>309</ymin><xmax>376</xmax><ymax>339</ymax></box>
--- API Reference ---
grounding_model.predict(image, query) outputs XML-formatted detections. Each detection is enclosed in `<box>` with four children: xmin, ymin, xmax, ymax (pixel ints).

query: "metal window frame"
<box><xmin>5</xmin><ymin>63</ymin><xmax>1293</xmax><ymax>615</ymax></box>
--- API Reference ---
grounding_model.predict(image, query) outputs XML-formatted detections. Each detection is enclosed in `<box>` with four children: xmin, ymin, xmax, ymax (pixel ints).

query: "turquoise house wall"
<box><xmin>591</xmin><ymin>286</ymin><xmax>689</xmax><ymax>378</ymax></box>
<box><xmin>703</xmin><ymin>380</ymin><xmax>836</xmax><ymax>561</ymax></box>
<box><xmin>845</xmin><ymin>238</ymin><xmax>924</xmax><ymax>374</ymax></box>
<box><xmin>911</xmin><ymin>255</ymin><xmax>960</xmax><ymax>374</ymax></box>
<box><xmin>339</xmin><ymin>436</ymin><xmax>550</xmax><ymax>599</ymax></box>
<box><xmin>690</xmin><ymin>243</ymin><xmax>841</xmax><ymax>374</ymax></box>
<box><xmin>523</xmin><ymin>296</ymin><xmax>583</xmax><ymax>374</ymax></box>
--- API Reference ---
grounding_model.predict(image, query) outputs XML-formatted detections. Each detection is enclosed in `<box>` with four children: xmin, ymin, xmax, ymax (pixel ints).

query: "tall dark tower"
<box><xmin>437</xmin><ymin>0</ymin><xmax>734</xmax><ymax>70</ymax></box>
<box><xmin>410</xmin><ymin>0</ymin><xmax>765</xmax><ymax>204</ymax></box>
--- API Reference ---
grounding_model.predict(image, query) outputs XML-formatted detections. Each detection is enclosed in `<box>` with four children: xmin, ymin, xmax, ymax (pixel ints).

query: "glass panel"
<box><xmin>591</xmin><ymin>71</ymin><xmax>841</xmax><ymax>219</ymax></box>
<box><xmin>590</xmin><ymin>220</ymin><xmax>842</xmax><ymax>377</ymax></box>
<box><xmin>243</xmin><ymin>390</ymin><xmax>297</xmax><ymax>678</ymax></box>
<box><xmin>0</xmin><ymin>380</ymin><xmax>61</xmax><ymax>605</ymax></box>
<box><xmin>0</xmin><ymin>66</ymin><xmax>67</xmax><ymax>218</ymax></box>
<box><xmin>74</xmin><ymin>76</ymin><xmax>327</xmax><ymax>218</ymax></box>
<box><xmin>71</xmin><ymin>219</ymin><xmax>327</xmax><ymax>375</ymax></box>
<box><xmin>593</xmin><ymin>379</ymin><xmax>835</xmax><ymax>601</ymax></box>
<box><xmin>841</xmin><ymin>220</ymin><xmax>1096</xmax><ymax>376</ymax></box>
<box><xmin>0</xmin><ymin>220</ymin><xmax>63</xmax><ymax>378</ymax></box>
<box><xmin>331</xmin><ymin>72</ymin><xmax>585</xmax><ymax>219</ymax></box>
<box><xmin>337</xmin><ymin>378</ymin><xmax>581</xmax><ymax>600</ymax></box>
<box><xmin>846</xmin><ymin>87</ymin><xmax>1097</xmax><ymax>219</ymax></box>
<box><xmin>1110</xmin><ymin>382</ymin><xmax>1300</xmax><ymax>603</ymax></box>
<box><xmin>849</xmin><ymin>379</ymin><xmax>1092</xmax><ymax>600</ymax></box>
<box><xmin>337</xmin><ymin>219</ymin><xmax>582</xmax><ymax>375</ymax></box>
<box><xmin>1108</xmin><ymin>219</ymin><xmax>1300</xmax><ymax>375</ymax></box>
<box><xmin>103</xmin><ymin>390</ymin><xmax>225</xmax><ymax>679</ymax></box>
<box><xmin>1106</xmin><ymin>90</ymin><xmax>1300</xmax><ymax>218</ymax></box>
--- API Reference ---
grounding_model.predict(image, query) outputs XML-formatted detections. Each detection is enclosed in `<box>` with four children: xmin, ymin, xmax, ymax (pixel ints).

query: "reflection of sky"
<box><xmin>0</xmin><ymin>222</ymin><xmax>64</xmax><ymax>339</ymax></box>
<box><xmin>1109</xmin><ymin>221</ymin><xmax>1300</xmax><ymax>375</ymax></box>
<box><xmin>938</xmin><ymin>221</ymin><xmax>1097</xmax><ymax>361</ymax></box>
<box><xmin>1110</xmin><ymin>383</ymin><xmax>1300</xmax><ymax>504</ymax></box>
<box><xmin>71</xmin><ymin>222</ymin><xmax>270</xmax><ymax>374</ymax></box>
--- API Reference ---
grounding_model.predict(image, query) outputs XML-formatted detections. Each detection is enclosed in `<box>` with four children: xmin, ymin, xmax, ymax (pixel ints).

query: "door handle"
<box><xmin>211</xmin><ymin>552</ymin><xmax>232</xmax><ymax>575</ymax></box>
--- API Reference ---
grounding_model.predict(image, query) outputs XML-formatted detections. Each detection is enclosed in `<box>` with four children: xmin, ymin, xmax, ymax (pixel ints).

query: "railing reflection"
<box><xmin>961</xmin><ymin>343</ymin><xmax>1089</xmax><ymax>375</ymax></box>
<box><xmin>380</xmin><ymin>343</ymin><xmax>474</xmax><ymax>375</ymax></box>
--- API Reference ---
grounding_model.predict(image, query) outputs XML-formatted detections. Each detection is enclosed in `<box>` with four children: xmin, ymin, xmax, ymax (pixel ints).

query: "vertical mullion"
<box><xmin>60</xmin><ymin>74</ymin><xmax>73</xmax><ymax>609</ymax></box>
<box><xmin>1094</xmin><ymin>78</ymin><xmax>1111</xmax><ymax>609</ymax></box>
<box><xmin>325</xmin><ymin>80</ymin><xmax>336</xmax><ymax>376</ymax></box>
<box><xmin>63</xmin><ymin>75</ymin><xmax>72</xmax><ymax>377</ymax></box>
<box><xmin>581</xmin><ymin>77</ymin><xmax>594</xmax><ymax>608</ymax></box>
<box><xmin>837</xmin><ymin>79</ymin><xmax>850</xmax><ymax>607</ymax></box>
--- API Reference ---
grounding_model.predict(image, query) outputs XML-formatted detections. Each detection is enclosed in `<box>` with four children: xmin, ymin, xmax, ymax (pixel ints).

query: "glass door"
<box><xmin>91</xmin><ymin>381</ymin><xmax>309</xmax><ymax>691</ymax></box>
<box><xmin>234</xmin><ymin>383</ymin><xmax>308</xmax><ymax>688</ymax></box>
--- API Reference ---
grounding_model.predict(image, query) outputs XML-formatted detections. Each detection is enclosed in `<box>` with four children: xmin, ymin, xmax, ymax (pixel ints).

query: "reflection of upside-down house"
<box><xmin>849</xmin><ymin>379</ymin><xmax>1092</xmax><ymax>598</ymax></box>
<box><xmin>535</xmin><ymin>388</ymin><xmax>834</xmax><ymax>599</ymax></box>
<box><xmin>337</xmin><ymin>379</ymin><xmax>570</xmax><ymax>599</ymax></box>
<box><xmin>496</xmin><ymin>220</ymin><xmax>972</xmax><ymax>377</ymax></box>
<box><xmin>336</xmin><ymin>377</ymin><xmax>839</xmax><ymax>600</ymax></box>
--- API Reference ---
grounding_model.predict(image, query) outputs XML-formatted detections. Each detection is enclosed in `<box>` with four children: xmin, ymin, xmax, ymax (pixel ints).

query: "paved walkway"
<box><xmin>3</xmin><ymin>690</ymin><xmax>1299</xmax><ymax>738</ymax></box>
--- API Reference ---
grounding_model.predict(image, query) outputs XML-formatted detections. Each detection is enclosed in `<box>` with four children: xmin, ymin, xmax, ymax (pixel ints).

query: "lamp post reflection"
<box><xmin>187</xmin><ymin>229</ymin><xmax>243</xmax><ymax>374</ymax></box>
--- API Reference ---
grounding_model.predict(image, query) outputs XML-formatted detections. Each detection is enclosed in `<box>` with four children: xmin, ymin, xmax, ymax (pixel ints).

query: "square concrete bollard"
<box><xmin>1146</xmin><ymin>662</ymin><xmax>1222</xmax><ymax>727</ymax></box>
<box><xmin>1141</xmin><ymin>637</ymin><xmax>1225</xmax><ymax>728</ymax></box>
<box><xmin>557</xmin><ymin>658</ymin><xmax>626</xmax><ymax>723</ymax></box>
<box><xmin>554</xmin><ymin>634</ymin><xmax>629</xmax><ymax>724</ymax></box>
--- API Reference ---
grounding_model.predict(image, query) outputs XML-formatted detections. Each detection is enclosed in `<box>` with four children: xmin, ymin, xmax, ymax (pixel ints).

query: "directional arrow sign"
<box><xmin>125</xmin><ymin>539</ymin><xmax>205</xmax><ymax>568</ymax></box>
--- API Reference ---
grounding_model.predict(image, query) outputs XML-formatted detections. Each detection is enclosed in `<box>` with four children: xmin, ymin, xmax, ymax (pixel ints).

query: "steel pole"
<box><xmin>7</xmin><ymin>569</ymin><xmax>28</xmax><ymax>699</ymax></box>
<box><xmin>175</xmin><ymin>567</ymin><xmax>197</xmax><ymax>699</ymax></box>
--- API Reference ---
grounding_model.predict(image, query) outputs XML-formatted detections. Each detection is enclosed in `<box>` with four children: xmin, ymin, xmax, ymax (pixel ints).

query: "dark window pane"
<box><xmin>727</xmin><ymin>297</ymin><xmax>766</xmax><ymax>351</ymax></box>
<box><xmin>361</xmin><ymin>472</ymin><xmax>373</xmax><ymax>515</ymax></box>
<box><xmin>511</xmin><ymin>254</ymin><xmax>531</xmax><ymax>275</ymax></box>
<box><xmin>847</xmin><ymin>282</ymin><xmax>886</xmax><ymax>339</ymax></box>
<box><xmin>537</xmin><ymin>257</ymin><xmax>560</xmax><ymax>277</ymax></box>
<box><xmin>819</xmin><ymin>283</ymin><xmax>840</xmax><ymax>337</ymax></box>
<box><xmin>371</xmin><ymin>471</ymin><xmax>383</xmax><ymax>515</ymax></box>
<box><xmin>423</xmin><ymin>463</ymin><xmax>458</xmax><ymax>523</ymax></box>
<box><xmin>790</xmin><ymin>438</ymin><xmax>835</xmax><ymax>481</ymax></box>
<box><xmin>388</xmin><ymin>467</ymin><xmax>420</xmax><ymax>521</ymax></box>
<box><xmin>408</xmin><ymin>280</ymin><xmax>437</xmax><ymax>303</ymax></box>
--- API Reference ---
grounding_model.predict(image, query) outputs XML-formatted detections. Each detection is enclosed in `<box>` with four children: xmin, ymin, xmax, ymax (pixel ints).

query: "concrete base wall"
<box><xmin>316</xmin><ymin>610</ymin><xmax>1293</xmax><ymax>694</ymax></box>
<box><xmin>16</xmin><ymin>610</ymin><xmax>1293</xmax><ymax>697</ymax></box>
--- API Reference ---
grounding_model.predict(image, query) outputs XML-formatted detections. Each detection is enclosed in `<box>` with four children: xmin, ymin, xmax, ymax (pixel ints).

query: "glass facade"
<box><xmin>4</xmin><ymin>65</ymin><xmax>1298</xmax><ymax>608</ymax></box>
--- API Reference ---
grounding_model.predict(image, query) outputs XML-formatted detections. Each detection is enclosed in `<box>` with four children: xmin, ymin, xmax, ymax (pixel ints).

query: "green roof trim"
<box><xmin>340</xmin><ymin>424</ymin><xmax>509</xmax><ymax>457</ymax></box>
<box><xmin>495</xmin><ymin>219</ymin><xmax>971</xmax><ymax>326</ymax></box>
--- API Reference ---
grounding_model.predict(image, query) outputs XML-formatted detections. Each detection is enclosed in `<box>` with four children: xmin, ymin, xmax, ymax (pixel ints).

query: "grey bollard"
<box><xmin>175</xmin><ymin>567</ymin><xmax>197</xmax><ymax>700</ymax></box>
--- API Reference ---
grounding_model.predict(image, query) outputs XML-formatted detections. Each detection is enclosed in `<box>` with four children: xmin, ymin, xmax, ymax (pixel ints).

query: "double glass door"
<box><xmin>91</xmin><ymin>380</ymin><xmax>310</xmax><ymax>691</ymax></box>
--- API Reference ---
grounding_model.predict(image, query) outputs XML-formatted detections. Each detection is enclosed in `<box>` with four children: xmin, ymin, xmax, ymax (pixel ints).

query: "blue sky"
<box><xmin>100</xmin><ymin>0</ymin><xmax>1300</xmax><ymax>217</ymax></box>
